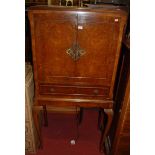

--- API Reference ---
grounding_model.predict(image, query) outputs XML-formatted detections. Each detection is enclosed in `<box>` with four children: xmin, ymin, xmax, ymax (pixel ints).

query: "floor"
<box><xmin>26</xmin><ymin>109</ymin><xmax>105</xmax><ymax>155</ymax></box>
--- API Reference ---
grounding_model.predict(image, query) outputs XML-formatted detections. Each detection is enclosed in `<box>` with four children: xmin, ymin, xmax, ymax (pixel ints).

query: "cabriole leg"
<box><xmin>99</xmin><ymin>109</ymin><xmax>113</xmax><ymax>153</ymax></box>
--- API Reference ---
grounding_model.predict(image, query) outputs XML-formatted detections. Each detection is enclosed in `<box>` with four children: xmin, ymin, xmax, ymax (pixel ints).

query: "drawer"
<box><xmin>39</xmin><ymin>84</ymin><xmax>109</xmax><ymax>97</ymax></box>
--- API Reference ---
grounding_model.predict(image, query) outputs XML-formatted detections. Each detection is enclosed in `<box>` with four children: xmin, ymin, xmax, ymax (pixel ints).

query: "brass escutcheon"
<box><xmin>66</xmin><ymin>43</ymin><xmax>85</xmax><ymax>61</ymax></box>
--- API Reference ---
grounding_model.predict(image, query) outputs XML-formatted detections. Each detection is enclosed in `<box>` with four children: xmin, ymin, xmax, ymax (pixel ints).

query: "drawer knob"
<box><xmin>50</xmin><ymin>88</ymin><xmax>55</xmax><ymax>92</ymax></box>
<box><xmin>93</xmin><ymin>89</ymin><xmax>99</xmax><ymax>95</ymax></box>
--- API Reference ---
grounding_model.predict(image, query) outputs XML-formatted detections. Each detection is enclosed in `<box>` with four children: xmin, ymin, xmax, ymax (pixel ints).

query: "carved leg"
<box><xmin>33</xmin><ymin>107</ymin><xmax>42</xmax><ymax>148</ymax></box>
<box><xmin>99</xmin><ymin>109</ymin><xmax>113</xmax><ymax>153</ymax></box>
<box><xmin>43</xmin><ymin>105</ymin><xmax>48</xmax><ymax>127</ymax></box>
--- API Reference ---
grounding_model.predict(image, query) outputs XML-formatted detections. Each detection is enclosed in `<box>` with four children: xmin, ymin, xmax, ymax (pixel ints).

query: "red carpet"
<box><xmin>27</xmin><ymin>109</ymin><xmax>105</xmax><ymax>155</ymax></box>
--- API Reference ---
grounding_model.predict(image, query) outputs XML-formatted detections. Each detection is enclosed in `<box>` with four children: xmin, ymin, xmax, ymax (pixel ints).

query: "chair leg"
<box><xmin>99</xmin><ymin>109</ymin><xmax>113</xmax><ymax>153</ymax></box>
<box><xmin>43</xmin><ymin>105</ymin><xmax>48</xmax><ymax>127</ymax></box>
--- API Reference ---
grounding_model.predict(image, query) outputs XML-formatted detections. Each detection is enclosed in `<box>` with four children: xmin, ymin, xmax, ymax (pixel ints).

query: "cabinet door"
<box><xmin>30</xmin><ymin>12</ymin><xmax>77</xmax><ymax>83</ymax></box>
<box><xmin>76</xmin><ymin>13</ymin><xmax>122</xmax><ymax>89</ymax></box>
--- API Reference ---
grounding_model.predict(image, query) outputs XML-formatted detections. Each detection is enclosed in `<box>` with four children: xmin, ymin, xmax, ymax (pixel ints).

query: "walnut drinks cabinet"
<box><xmin>28</xmin><ymin>5</ymin><xmax>127</xmax><ymax>153</ymax></box>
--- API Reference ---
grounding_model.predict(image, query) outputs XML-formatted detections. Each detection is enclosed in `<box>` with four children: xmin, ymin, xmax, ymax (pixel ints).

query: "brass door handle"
<box><xmin>66</xmin><ymin>43</ymin><xmax>85</xmax><ymax>61</ymax></box>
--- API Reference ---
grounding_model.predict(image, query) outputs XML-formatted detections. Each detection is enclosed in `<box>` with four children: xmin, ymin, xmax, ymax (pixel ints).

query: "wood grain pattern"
<box><xmin>28</xmin><ymin>5</ymin><xmax>128</xmax><ymax>153</ymax></box>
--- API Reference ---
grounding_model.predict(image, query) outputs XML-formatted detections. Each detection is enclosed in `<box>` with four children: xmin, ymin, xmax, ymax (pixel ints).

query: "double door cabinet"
<box><xmin>28</xmin><ymin>6</ymin><xmax>127</xmax><ymax>153</ymax></box>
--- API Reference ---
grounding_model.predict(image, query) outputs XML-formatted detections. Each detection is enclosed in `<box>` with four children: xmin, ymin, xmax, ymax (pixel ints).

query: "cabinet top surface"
<box><xmin>28</xmin><ymin>5</ymin><xmax>128</xmax><ymax>16</ymax></box>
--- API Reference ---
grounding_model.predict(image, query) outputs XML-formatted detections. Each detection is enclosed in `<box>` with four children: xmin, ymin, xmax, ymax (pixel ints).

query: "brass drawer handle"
<box><xmin>50</xmin><ymin>88</ymin><xmax>55</xmax><ymax>92</ymax></box>
<box><xmin>93</xmin><ymin>89</ymin><xmax>99</xmax><ymax>95</ymax></box>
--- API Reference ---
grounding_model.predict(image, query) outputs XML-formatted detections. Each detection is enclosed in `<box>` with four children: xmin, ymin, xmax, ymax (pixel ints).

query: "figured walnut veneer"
<box><xmin>28</xmin><ymin>5</ymin><xmax>127</xmax><ymax>153</ymax></box>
